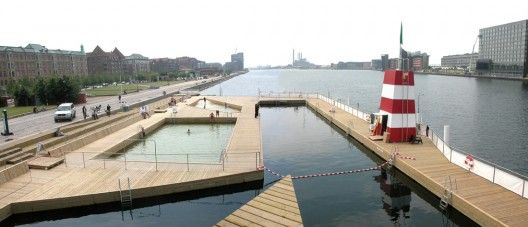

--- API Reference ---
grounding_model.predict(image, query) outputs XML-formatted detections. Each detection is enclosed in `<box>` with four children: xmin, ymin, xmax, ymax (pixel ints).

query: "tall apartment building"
<box><xmin>0</xmin><ymin>44</ymin><xmax>87</xmax><ymax>85</ymax></box>
<box><xmin>381</xmin><ymin>54</ymin><xmax>389</xmax><ymax>71</ymax></box>
<box><xmin>231</xmin><ymin>53</ymin><xmax>244</xmax><ymax>71</ymax></box>
<box><xmin>124</xmin><ymin>54</ymin><xmax>150</xmax><ymax>75</ymax></box>
<box><xmin>441</xmin><ymin>53</ymin><xmax>479</xmax><ymax>69</ymax></box>
<box><xmin>86</xmin><ymin>46</ymin><xmax>125</xmax><ymax>75</ymax></box>
<box><xmin>478</xmin><ymin>19</ymin><xmax>528</xmax><ymax>78</ymax></box>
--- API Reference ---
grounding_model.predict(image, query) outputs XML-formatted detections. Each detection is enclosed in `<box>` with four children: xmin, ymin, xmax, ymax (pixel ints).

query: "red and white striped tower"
<box><xmin>379</xmin><ymin>69</ymin><xmax>416</xmax><ymax>142</ymax></box>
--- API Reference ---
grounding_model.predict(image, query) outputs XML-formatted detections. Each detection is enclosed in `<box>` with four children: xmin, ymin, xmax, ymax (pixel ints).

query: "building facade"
<box><xmin>409</xmin><ymin>52</ymin><xmax>429</xmax><ymax>71</ymax></box>
<box><xmin>86</xmin><ymin>46</ymin><xmax>125</xmax><ymax>75</ymax></box>
<box><xmin>124</xmin><ymin>54</ymin><xmax>150</xmax><ymax>75</ymax></box>
<box><xmin>381</xmin><ymin>54</ymin><xmax>389</xmax><ymax>71</ymax></box>
<box><xmin>230</xmin><ymin>52</ymin><xmax>244</xmax><ymax>71</ymax></box>
<box><xmin>175</xmin><ymin>56</ymin><xmax>201</xmax><ymax>71</ymax></box>
<box><xmin>371</xmin><ymin>59</ymin><xmax>382</xmax><ymax>71</ymax></box>
<box><xmin>331</xmin><ymin>61</ymin><xmax>371</xmax><ymax>70</ymax></box>
<box><xmin>0</xmin><ymin>44</ymin><xmax>87</xmax><ymax>85</ymax></box>
<box><xmin>441</xmin><ymin>53</ymin><xmax>479</xmax><ymax>69</ymax></box>
<box><xmin>149</xmin><ymin>58</ymin><xmax>179</xmax><ymax>74</ymax></box>
<box><xmin>478</xmin><ymin>19</ymin><xmax>528</xmax><ymax>78</ymax></box>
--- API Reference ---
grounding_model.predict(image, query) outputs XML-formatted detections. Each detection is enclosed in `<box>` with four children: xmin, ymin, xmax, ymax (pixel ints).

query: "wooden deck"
<box><xmin>216</xmin><ymin>175</ymin><xmax>303</xmax><ymax>227</ymax></box>
<box><xmin>305</xmin><ymin>97</ymin><xmax>528</xmax><ymax>227</ymax></box>
<box><xmin>0</xmin><ymin>96</ymin><xmax>263</xmax><ymax>222</ymax></box>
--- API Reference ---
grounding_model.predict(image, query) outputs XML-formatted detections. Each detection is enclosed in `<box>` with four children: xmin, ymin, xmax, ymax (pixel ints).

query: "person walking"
<box><xmin>118</xmin><ymin>95</ymin><xmax>121</xmax><ymax>103</ymax></box>
<box><xmin>82</xmin><ymin>105</ymin><xmax>87</xmax><ymax>119</ymax></box>
<box><xmin>106</xmin><ymin>104</ymin><xmax>111</xmax><ymax>116</ymax></box>
<box><xmin>215</xmin><ymin>110</ymin><xmax>220</xmax><ymax>117</ymax></box>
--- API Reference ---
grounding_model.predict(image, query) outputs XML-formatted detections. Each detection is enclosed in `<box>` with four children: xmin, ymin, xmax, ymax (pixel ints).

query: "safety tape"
<box><xmin>261</xmin><ymin>153</ymin><xmax>416</xmax><ymax>180</ymax></box>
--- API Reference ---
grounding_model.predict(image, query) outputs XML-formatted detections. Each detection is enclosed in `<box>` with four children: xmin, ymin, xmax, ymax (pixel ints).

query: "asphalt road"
<box><xmin>1</xmin><ymin>77</ymin><xmax>221</xmax><ymax>144</ymax></box>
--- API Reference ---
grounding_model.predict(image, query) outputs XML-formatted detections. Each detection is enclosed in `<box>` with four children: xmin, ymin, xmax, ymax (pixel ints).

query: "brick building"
<box><xmin>124</xmin><ymin>54</ymin><xmax>150</xmax><ymax>75</ymax></box>
<box><xmin>149</xmin><ymin>58</ymin><xmax>179</xmax><ymax>74</ymax></box>
<box><xmin>86</xmin><ymin>46</ymin><xmax>125</xmax><ymax>75</ymax></box>
<box><xmin>0</xmin><ymin>44</ymin><xmax>87</xmax><ymax>86</ymax></box>
<box><xmin>175</xmin><ymin>56</ymin><xmax>201</xmax><ymax>71</ymax></box>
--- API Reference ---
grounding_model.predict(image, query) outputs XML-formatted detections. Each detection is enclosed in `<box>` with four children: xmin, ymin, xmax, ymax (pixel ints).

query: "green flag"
<box><xmin>400</xmin><ymin>22</ymin><xmax>403</xmax><ymax>45</ymax></box>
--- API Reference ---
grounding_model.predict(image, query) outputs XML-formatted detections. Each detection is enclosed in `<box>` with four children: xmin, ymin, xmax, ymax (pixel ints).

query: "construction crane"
<box><xmin>468</xmin><ymin>35</ymin><xmax>481</xmax><ymax>74</ymax></box>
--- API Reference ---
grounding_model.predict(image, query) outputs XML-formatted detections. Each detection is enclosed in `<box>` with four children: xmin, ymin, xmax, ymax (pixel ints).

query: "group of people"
<box><xmin>81</xmin><ymin>104</ymin><xmax>112</xmax><ymax>120</ymax></box>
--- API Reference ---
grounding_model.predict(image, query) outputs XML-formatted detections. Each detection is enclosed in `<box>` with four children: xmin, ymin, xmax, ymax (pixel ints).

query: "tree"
<box><xmin>34</xmin><ymin>78</ymin><xmax>47</xmax><ymax>105</ymax></box>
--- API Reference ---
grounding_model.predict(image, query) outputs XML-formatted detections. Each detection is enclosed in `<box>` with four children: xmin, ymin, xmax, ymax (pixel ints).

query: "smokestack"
<box><xmin>292</xmin><ymin>49</ymin><xmax>295</xmax><ymax>65</ymax></box>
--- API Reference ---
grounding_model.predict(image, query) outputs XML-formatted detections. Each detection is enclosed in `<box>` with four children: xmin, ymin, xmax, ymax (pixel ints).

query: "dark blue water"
<box><xmin>204</xmin><ymin>69</ymin><xmax>528</xmax><ymax>176</ymax></box>
<box><xmin>3</xmin><ymin>106</ymin><xmax>477</xmax><ymax>226</ymax></box>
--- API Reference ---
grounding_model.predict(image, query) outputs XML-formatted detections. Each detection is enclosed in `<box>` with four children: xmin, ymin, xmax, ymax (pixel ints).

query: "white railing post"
<box><xmin>82</xmin><ymin>152</ymin><xmax>85</xmax><ymax>168</ymax></box>
<box><xmin>186</xmin><ymin>154</ymin><xmax>190</xmax><ymax>172</ymax></box>
<box><xmin>255</xmin><ymin>152</ymin><xmax>258</xmax><ymax>170</ymax></box>
<box><xmin>124</xmin><ymin>155</ymin><xmax>127</xmax><ymax>170</ymax></box>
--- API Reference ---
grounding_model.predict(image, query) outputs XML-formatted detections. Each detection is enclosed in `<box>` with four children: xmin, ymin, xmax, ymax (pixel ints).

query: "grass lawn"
<box><xmin>83</xmin><ymin>81</ymin><xmax>183</xmax><ymax>96</ymax></box>
<box><xmin>2</xmin><ymin>106</ymin><xmax>54</xmax><ymax>118</ymax></box>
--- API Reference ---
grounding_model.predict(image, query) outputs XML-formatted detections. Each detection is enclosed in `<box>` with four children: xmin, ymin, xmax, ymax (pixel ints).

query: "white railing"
<box><xmin>419</xmin><ymin>124</ymin><xmax>527</xmax><ymax>199</ymax></box>
<box><xmin>260</xmin><ymin>90</ymin><xmax>528</xmax><ymax>199</ymax></box>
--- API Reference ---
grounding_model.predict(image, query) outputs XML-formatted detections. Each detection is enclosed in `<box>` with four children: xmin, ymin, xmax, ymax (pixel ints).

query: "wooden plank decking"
<box><xmin>305</xmin><ymin>97</ymin><xmax>528</xmax><ymax>227</ymax></box>
<box><xmin>216</xmin><ymin>175</ymin><xmax>303</xmax><ymax>227</ymax></box>
<box><xmin>0</xmin><ymin>96</ymin><xmax>264</xmax><ymax>222</ymax></box>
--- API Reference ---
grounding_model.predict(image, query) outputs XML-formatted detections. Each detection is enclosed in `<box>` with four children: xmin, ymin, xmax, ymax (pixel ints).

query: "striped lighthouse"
<box><xmin>379</xmin><ymin>70</ymin><xmax>416</xmax><ymax>142</ymax></box>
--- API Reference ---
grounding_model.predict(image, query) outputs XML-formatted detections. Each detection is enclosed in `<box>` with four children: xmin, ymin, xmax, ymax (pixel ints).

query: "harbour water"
<box><xmin>4</xmin><ymin>69</ymin><xmax>524</xmax><ymax>226</ymax></box>
<box><xmin>204</xmin><ymin>69</ymin><xmax>528</xmax><ymax>176</ymax></box>
<box><xmin>4</xmin><ymin>106</ymin><xmax>477</xmax><ymax>226</ymax></box>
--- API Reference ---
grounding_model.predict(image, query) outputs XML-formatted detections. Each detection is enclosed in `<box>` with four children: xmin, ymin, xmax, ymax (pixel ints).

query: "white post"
<box><xmin>444</xmin><ymin>125</ymin><xmax>450</xmax><ymax>146</ymax></box>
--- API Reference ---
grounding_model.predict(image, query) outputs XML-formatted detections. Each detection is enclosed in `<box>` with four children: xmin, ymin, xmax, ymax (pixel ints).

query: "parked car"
<box><xmin>54</xmin><ymin>103</ymin><xmax>76</xmax><ymax>122</ymax></box>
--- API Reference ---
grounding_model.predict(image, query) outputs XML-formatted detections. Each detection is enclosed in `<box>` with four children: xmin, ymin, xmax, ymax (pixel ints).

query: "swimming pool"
<box><xmin>108</xmin><ymin>124</ymin><xmax>234</xmax><ymax>164</ymax></box>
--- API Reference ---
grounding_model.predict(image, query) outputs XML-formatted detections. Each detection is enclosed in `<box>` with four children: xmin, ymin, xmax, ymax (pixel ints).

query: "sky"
<box><xmin>1</xmin><ymin>0</ymin><xmax>527</xmax><ymax>67</ymax></box>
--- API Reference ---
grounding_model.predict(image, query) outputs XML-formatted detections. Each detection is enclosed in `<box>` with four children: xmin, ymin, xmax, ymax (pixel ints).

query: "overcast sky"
<box><xmin>1</xmin><ymin>0</ymin><xmax>527</xmax><ymax>67</ymax></box>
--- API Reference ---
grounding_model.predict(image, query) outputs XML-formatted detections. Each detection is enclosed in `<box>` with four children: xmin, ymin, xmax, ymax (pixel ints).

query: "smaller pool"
<box><xmin>194</xmin><ymin>99</ymin><xmax>240</xmax><ymax>113</ymax></box>
<box><xmin>109</xmin><ymin>124</ymin><xmax>234</xmax><ymax>164</ymax></box>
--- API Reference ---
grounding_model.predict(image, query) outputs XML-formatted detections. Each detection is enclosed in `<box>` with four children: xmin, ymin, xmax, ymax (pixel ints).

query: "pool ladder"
<box><xmin>119</xmin><ymin>178</ymin><xmax>133</xmax><ymax>209</ymax></box>
<box><xmin>440</xmin><ymin>175</ymin><xmax>457</xmax><ymax>210</ymax></box>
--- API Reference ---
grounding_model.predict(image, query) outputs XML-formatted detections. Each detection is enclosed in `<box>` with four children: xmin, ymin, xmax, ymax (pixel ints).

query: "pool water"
<box><xmin>193</xmin><ymin>100</ymin><xmax>240</xmax><ymax>113</ymax></box>
<box><xmin>112</xmin><ymin>124</ymin><xmax>234</xmax><ymax>164</ymax></box>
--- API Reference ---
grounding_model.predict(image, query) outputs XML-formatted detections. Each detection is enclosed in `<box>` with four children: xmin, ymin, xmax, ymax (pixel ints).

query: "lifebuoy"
<box><xmin>464</xmin><ymin>154</ymin><xmax>474</xmax><ymax>169</ymax></box>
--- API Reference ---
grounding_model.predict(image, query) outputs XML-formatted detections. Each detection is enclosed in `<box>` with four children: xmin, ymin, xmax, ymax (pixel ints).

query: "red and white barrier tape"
<box><xmin>261</xmin><ymin>153</ymin><xmax>416</xmax><ymax>180</ymax></box>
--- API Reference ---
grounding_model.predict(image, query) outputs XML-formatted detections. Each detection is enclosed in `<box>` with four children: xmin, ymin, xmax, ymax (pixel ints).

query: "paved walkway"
<box><xmin>1</xmin><ymin>77</ymin><xmax>222</xmax><ymax>144</ymax></box>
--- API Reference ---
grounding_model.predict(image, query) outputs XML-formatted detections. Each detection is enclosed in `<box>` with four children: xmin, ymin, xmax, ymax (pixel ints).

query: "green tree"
<box><xmin>34</xmin><ymin>78</ymin><xmax>47</xmax><ymax>105</ymax></box>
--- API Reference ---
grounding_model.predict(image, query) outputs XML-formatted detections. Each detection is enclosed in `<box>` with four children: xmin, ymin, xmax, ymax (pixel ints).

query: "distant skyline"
<box><xmin>1</xmin><ymin>0</ymin><xmax>527</xmax><ymax>67</ymax></box>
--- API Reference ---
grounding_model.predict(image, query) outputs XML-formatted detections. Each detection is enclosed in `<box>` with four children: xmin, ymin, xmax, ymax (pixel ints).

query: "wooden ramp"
<box><xmin>216</xmin><ymin>176</ymin><xmax>303</xmax><ymax>227</ymax></box>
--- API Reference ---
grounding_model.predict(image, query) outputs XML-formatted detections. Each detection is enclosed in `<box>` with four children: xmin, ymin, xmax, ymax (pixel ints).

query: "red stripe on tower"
<box><xmin>379</xmin><ymin>70</ymin><xmax>417</xmax><ymax>142</ymax></box>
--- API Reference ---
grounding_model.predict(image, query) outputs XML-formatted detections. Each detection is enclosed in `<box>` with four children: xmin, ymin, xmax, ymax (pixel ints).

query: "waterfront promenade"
<box><xmin>0</xmin><ymin>96</ymin><xmax>262</xmax><ymax>222</ymax></box>
<box><xmin>303</xmin><ymin>97</ymin><xmax>528</xmax><ymax>227</ymax></box>
<box><xmin>1</xmin><ymin>94</ymin><xmax>527</xmax><ymax>226</ymax></box>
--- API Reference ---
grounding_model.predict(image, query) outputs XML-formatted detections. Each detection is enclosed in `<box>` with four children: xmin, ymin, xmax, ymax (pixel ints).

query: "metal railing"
<box><xmin>63</xmin><ymin>150</ymin><xmax>262</xmax><ymax>173</ymax></box>
<box><xmin>260</xmin><ymin>90</ymin><xmax>528</xmax><ymax>199</ymax></box>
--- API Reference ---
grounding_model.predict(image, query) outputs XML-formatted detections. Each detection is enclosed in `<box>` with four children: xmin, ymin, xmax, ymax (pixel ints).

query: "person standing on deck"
<box><xmin>82</xmin><ymin>106</ymin><xmax>87</xmax><ymax>119</ymax></box>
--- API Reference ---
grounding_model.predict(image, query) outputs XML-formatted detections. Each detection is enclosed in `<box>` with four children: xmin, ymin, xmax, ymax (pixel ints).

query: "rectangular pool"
<box><xmin>109</xmin><ymin>124</ymin><xmax>234</xmax><ymax>164</ymax></box>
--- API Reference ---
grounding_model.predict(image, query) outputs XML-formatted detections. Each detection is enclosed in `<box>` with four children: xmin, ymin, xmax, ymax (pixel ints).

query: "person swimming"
<box><xmin>187</xmin><ymin>129</ymin><xmax>191</xmax><ymax>134</ymax></box>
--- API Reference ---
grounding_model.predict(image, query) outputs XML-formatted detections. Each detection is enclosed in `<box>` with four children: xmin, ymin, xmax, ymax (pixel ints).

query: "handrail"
<box><xmin>260</xmin><ymin>91</ymin><xmax>528</xmax><ymax>197</ymax></box>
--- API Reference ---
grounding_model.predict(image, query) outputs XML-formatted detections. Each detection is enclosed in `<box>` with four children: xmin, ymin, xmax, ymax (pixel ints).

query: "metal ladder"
<box><xmin>119</xmin><ymin>178</ymin><xmax>132</xmax><ymax>208</ymax></box>
<box><xmin>440</xmin><ymin>175</ymin><xmax>457</xmax><ymax>210</ymax></box>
